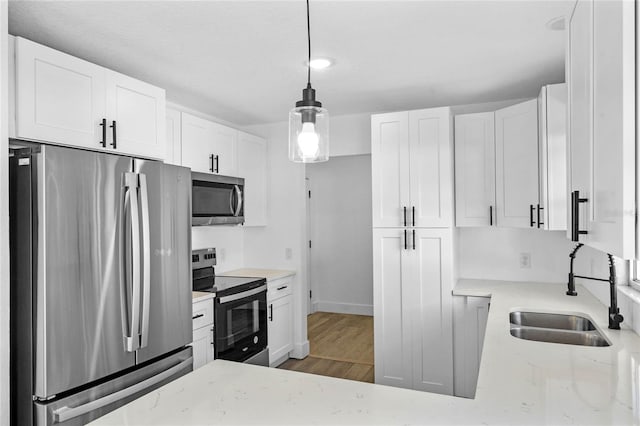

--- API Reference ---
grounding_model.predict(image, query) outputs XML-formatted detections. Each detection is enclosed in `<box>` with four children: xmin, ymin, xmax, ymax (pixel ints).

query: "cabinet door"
<box><xmin>588</xmin><ymin>0</ymin><xmax>635</xmax><ymax>259</ymax></box>
<box><xmin>495</xmin><ymin>99</ymin><xmax>539</xmax><ymax>228</ymax></box>
<box><xmin>15</xmin><ymin>37</ymin><xmax>106</xmax><ymax>149</ymax></box>
<box><xmin>210</xmin><ymin>121</ymin><xmax>238</xmax><ymax>176</ymax></box>
<box><xmin>105</xmin><ymin>70</ymin><xmax>166</xmax><ymax>160</ymax></box>
<box><xmin>454</xmin><ymin>112</ymin><xmax>496</xmax><ymax>227</ymax></box>
<box><xmin>408</xmin><ymin>108</ymin><xmax>453</xmax><ymax>227</ymax></box>
<box><xmin>238</xmin><ymin>131</ymin><xmax>267</xmax><ymax>226</ymax></box>
<box><xmin>453</xmin><ymin>296</ymin><xmax>490</xmax><ymax>399</ymax></box>
<box><xmin>373</xmin><ymin>228</ymin><xmax>413</xmax><ymax>389</ymax></box>
<box><xmin>192</xmin><ymin>326</ymin><xmax>213</xmax><ymax>370</ymax></box>
<box><xmin>165</xmin><ymin>108</ymin><xmax>182</xmax><ymax>166</ymax></box>
<box><xmin>567</xmin><ymin>0</ymin><xmax>593</xmax><ymax>241</ymax></box>
<box><xmin>371</xmin><ymin>112</ymin><xmax>410</xmax><ymax>228</ymax></box>
<box><xmin>267</xmin><ymin>295</ymin><xmax>293</xmax><ymax>367</ymax></box>
<box><xmin>181</xmin><ymin>113</ymin><xmax>215</xmax><ymax>173</ymax></box>
<box><xmin>538</xmin><ymin>84</ymin><xmax>567</xmax><ymax>231</ymax></box>
<box><xmin>410</xmin><ymin>228</ymin><xmax>453</xmax><ymax>395</ymax></box>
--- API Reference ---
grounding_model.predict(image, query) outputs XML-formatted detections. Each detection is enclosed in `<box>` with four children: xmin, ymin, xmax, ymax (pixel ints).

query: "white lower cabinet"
<box><xmin>453</xmin><ymin>296</ymin><xmax>490</xmax><ymax>399</ymax></box>
<box><xmin>373</xmin><ymin>228</ymin><xmax>454</xmax><ymax>395</ymax></box>
<box><xmin>191</xmin><ymin>298</ymin><xmax>214</xmax><ymax>370</ymax></box>
<box><xmin>267</xmin><ymin>276</ymin><xmax>294</xmax><ymax>367</ymax></box>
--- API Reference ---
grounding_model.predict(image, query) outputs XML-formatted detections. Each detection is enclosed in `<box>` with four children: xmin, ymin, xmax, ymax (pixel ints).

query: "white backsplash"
<box><xmin>191</xmin><ymin>225</ymin><xmax>244</xmax><ymax>273</ymax></box>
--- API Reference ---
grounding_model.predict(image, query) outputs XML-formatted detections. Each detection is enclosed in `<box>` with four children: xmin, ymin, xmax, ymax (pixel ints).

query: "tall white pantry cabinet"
<box><xmin>371</xmin><ymin>108</ymin><xmax>454</xmax><ymax>395</ymax></box>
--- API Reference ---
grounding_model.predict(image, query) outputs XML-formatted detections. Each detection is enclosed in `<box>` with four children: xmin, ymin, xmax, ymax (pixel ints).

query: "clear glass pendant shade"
<box><xmin>288</xmin><ymin>106</ymin><xmax>329</xmax><ymax>163</ymax></box>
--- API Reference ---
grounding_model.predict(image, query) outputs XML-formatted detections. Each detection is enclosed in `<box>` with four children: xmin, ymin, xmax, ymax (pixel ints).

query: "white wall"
<box><xmin>306</xmin><ymin>154</ymin><xmax>373</xmax><ymax>315</ymax></box>
<box><xmin>1</xmin><ymin>3</ymin><xmax>9</xmax><ymax>423</ymax></box>
<box><xmin>242</xmin><ymin>120</ymin><xmax>309</xmax><ymax>359</ymax></box>
<box><xmin>329</xmin><ymin>113</ymin><xmax>371</xmax><ymax>156</ymax></box>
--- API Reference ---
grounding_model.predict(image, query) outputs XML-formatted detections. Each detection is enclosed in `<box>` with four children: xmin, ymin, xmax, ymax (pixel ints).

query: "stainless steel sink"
<box><xmin>509</xmin><ymin>311</ymin><xmax>610</xmax><ymax>347</ymax></box>
<box><xmin>509</xmin><ymin>326</ymin><xmax>610</xmax><ymax>347</ymax></box>
<box><xmin>509</xmin><ymin>311</ymin><xmax>596</xmax><ymax>331</ymax></box>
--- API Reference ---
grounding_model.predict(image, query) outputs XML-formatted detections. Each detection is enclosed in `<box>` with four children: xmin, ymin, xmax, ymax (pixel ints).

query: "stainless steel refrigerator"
<box><xmin>9</xmin><ymin>144</ymin><xmax>193</xmax><ymax>425</ymax></box>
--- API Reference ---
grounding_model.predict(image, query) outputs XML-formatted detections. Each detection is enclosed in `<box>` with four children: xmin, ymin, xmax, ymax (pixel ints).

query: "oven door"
<box><xmin>214</xmin><ymin>285</ymin><xmax>267</xmax><ymax>362</ymax></box>
<box><xmin>191</xmin><ymin>172</ymin><xmax>244</xmax><ymax>226</ymax></box>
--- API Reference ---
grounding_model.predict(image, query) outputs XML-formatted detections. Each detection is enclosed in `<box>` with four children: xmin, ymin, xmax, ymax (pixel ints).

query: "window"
<box><xmin>630</xmin><ymin>260</ymin><xmax>640</xmax><ymax>292</ymax></box>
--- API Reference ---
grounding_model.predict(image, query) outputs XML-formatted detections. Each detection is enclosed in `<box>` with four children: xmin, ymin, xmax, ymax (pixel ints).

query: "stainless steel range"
<box><xmin>192</xmin><ymin>248</ymin><xmax>268</xmax><ymax>366</ymax></box>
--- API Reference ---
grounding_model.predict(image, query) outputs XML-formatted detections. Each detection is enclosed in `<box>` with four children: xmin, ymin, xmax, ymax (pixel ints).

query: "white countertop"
<box><xmin>92</xmin><ymin>279</ymin><xmax>640</xmax><ymax>425</ymax></box>
<box><xmin>191</xmin><ymin>291</ymin><xmax>214</xmax><ymax>303</ymax></box>
<box><xmin>220</xmin><ymin>268</ymin><xmax>295</xmax><ymax>281</ymax></box>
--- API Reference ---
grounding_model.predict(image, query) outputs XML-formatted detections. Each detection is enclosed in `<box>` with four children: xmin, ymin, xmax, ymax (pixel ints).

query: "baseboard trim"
<box><xmin>291</xmin><ymin>340</ymin><xmax>310</xmax><ymax>359</ymax></box>
<box><xmin>312</xmin><ymin>301</ymin><xmax>373</xmax><ymax>316</ymax></box>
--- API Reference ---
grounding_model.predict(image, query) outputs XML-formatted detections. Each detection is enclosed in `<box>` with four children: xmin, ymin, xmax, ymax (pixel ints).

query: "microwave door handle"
<box><xmin>234</xmin><ymin>185</ymin><xmax>243</xmax><ymax>217</ymax></box>
<box><xmin>124</xmin><ymin>173</ymin><xmax>141</xmax><ymax>352</ymax></box>
<box><xmin>229</xmin><ymin>186</ymin><xmax>235</xmax><ymax>215</ymax></box>
<box><xmin>138</xmin><ymin>173</ymin><xmax>151</xmax><ymax>349</ymax></box>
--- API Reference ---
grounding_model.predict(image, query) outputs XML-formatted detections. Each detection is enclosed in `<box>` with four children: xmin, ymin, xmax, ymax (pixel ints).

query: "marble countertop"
<box><xmin>91</xmin><ymin>280</ymin><xmax>640</xmax><ymax>425</ymax></box>
<box><xmin>220</xmin><ymin>268</ymin><xmax>295</xmax><ymax>281</ymax></box>
<box><xmin>191</xmin><ymin>291</ymin><xmax>214</xmax><ymax>303</ymax></box>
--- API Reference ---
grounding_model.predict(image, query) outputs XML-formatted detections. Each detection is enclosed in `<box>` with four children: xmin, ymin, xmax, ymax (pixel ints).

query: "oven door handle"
<box><xmin>218</xmin><ymin>284</ymin><xmax>267</xmax><ymax>304</ymax></box>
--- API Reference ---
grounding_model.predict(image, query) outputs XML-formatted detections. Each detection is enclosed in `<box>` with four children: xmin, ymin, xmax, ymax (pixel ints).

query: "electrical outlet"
<box><xmin>285</xmin><ymin>248</ymin><xmax>293</xmax><ymax>260</ymax></box>
<box><xmin>519</xmin><ymin>253</ymin><xmax>531</xmax><ymax>269</ymax></box>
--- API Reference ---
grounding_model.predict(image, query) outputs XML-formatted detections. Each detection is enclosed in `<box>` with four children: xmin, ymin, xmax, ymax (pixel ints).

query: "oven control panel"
<box><xmin>192</xmin><ymin>248</ymin><xmax>216</xmax><ymax>269</ymax></box>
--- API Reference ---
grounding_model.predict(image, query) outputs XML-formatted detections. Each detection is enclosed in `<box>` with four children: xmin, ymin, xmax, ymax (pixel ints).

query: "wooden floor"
<box><xmin>278</xmin><ymin>312</ymin><xmax>374</xmax><ymax>383</ymax></box>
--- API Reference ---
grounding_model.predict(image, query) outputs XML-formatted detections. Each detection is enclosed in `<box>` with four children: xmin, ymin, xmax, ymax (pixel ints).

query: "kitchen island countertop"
<box><xmin>92</xmin><ymin>280</ymin><xmax>640</xmax><ymax>425</ymax></box>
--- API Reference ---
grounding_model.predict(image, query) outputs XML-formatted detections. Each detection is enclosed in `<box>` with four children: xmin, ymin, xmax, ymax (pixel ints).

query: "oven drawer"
<box><xmin>192</xmin><ymin>299</ymin><xmax>214</xmax><ymax>330</ymax></box>
<box><xmin>268</xmin><ymin>277</ymin><xmax>293</xmax><ymax>301</ymax></box>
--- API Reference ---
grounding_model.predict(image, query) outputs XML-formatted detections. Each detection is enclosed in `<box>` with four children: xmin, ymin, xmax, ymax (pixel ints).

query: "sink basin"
<box><xmin>510</xmin><ymin>311</ymin><xmax>596</xmax><ymax>331</ymax></box>
<box><xmin>509</xmin><ymin>311</ymin><xmax>610</xmax><ymax>347</ymax></box>
<box><xmin>509</xmin><ymin>326</ymin><xmax>610</xmax><ymax>347</ymax></box>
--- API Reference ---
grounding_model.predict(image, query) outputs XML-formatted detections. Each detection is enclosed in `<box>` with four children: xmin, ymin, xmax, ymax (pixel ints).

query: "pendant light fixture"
<box><xmin>288</xmin><ymin>0</ymin><xmax>329</xmax><ymax>163</ymax></box>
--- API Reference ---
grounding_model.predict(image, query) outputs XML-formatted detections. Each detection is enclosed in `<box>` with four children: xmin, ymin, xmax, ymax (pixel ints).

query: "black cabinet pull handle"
<box><xmin>109</xmin><ymin>120</ymin><xmax>117</xmax><ymax>149</ymax></box>
<box><xmin>412</xmin><ymin>206</ymin><xmax>415</xmax><ymax>227</ymax></box>
<box><xmin>214</xmin><ymin>155</ymin><xmax>219</xmax><ymax>173</ymax></box>
<box><xmin>269</xmin><ymin>304</ymin><xmax>273</xmax><ymax>321</ymax></box>
<box><xmin>412</xmin><ymin>229</ymin><xmax>416</xmax><ymax>250</ymax></box>
<box><xmin>571</xmin><ymin>190</ymin><xmax>589</xmax><ymax>241</ymax></box>
<box><xmin>277</xmin><ymin>286</ymin><xmax>288</xmax><ymax>291</ymax></box>
<box><xmin>537</xmin><ymin>204</ymin><xmax>544</xmax><ymax>228</ymax></box>
<box><xmin>99</xmin><ymin>118</ymin><xmax>107</xmax><ymax>147</ymax></box>
<box><xmin>192</xmin><ymin>313</ymin><xmax>204</xmax><ymax>320</ymax></box>
<box><xmin>529</xmin><ymin>204</ymin><xmax>535</xmax><ymax>227</ymax></box>
<box><xmin>404</xmin><ymin>229</ymin><xmax>407</xmax><ymax>250</ymax></box>
<box><xmin>403</xmin><ymin>206</ymin><xmax>407</xmax><ymax>227</ymax></box>
<box><xmin>209</xmin><ymin>154</ymin><xmax>214</xmax><ymax>172</ymax></box>
<box><xmin>489</xmin><ymin>205</ymin><xmax>493</xmax><ymax>226</ymax></box>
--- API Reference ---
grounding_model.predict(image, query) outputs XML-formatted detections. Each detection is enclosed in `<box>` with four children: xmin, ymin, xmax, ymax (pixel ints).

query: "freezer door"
<box><xmin>34</xmin><ymin>146</ymin><xmax>135</xmax><ymax>399</ymax></box>
<box><xmin>134</xmin><ymin>160</ymin><xmax>192</xmax><ymax>363</ymax></box>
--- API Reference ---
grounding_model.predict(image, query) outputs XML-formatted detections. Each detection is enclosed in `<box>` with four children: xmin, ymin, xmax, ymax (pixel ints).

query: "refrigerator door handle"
<box><xmin>123</xmin><ymin>172</ymin><xmax>141</xmax><ymax>352</ymax></box>
<box><xmin>234</xmin><ymin>185</ymin><xmax>243</xmax><ymax>217</ymax></box>
<box><xmin>138</xmin><ymin>173</ymin><xmax>151</xmax><ymax>348</ymax></box>
<box><xmin>52</xmin><ymin>357</ymin><xmax>193</xmax><ymax>423</ymax></box>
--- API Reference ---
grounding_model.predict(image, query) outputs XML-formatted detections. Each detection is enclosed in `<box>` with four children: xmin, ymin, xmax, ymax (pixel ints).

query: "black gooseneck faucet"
<box><xmin>566</xmin><ymin>243</ymin><xmax>624</xmax><ymax>329</ymax></box>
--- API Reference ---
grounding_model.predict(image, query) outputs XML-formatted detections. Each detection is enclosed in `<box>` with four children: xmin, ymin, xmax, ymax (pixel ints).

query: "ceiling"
<box><xmin>8</xmin><ymin>1</ymin><xmax>574</xmax><ymax>126</ymax></box>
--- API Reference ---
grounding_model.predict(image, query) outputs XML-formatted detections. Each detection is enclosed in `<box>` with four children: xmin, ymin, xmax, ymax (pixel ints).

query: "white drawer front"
<box><xmin>192</xmin><ymin>299</ymin><xmax>214</xmax><ymax>330</ymax></box>
<box><xmin>268</xmin><ymin>277</ymin><xmax>293</xmax><ymax>301</ymax></box>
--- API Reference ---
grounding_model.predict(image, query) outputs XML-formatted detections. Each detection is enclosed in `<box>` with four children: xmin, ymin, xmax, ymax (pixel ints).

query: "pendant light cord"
<box><xmin>306</xmin><ymin>0</ymin><xmax>311</xmax><ymax>86</ymax></box>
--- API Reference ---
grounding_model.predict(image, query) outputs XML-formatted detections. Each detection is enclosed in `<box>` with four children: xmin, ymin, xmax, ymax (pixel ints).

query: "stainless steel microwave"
<box><xmin>191</xmin><ymin>172</ymin><xmax>244</xmax><ymax>226</ymax></box>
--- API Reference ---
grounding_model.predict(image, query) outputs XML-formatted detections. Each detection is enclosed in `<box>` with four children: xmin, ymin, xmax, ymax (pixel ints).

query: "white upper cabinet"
<box><xmin>495</xmin><ymin>99</ymin><xmax>539</xmax><ymax>228</ymax></box>
<box><xmin>105</xmin><ymin>71</ymin><xmax>165</xmax><ymax>159</ymax></box>
<box><xmin>237</xmin><ymin>131</ymin><xmax>267</xmax><ymax>226</ymax></box>
<box><xmin>181</xmin><ymin>113</ymin><xmax>238</xmax><ymax>176</ymax></box>
<box><xmin>14</xmin><ymin>37</ymin><xmax>166</xmax><ymax>159</ymax></box>
<box><xmin>408</xmin><ymin>108</ymin><xmax>453</xmax><ymax>228</ymax></box>
<box><xmin>371</xmin><ymin>112</ymin><xmax>410</xmax><ymax>228</ymax></box>
<box><xmin>454</xmin><ymin>112</ymin><xmax>496</xmax><ymax>227</ymax></box>
<box><xmin>372</xmin><ymin>108</ymin><xmax>452</xmax><ymax>228</ymax></box>
<box><xmin>165</xmin><ymin>107</ymin><xmax>182</xmax><ymax>166</ymax></box>
<box><xmin>538</xmin><ymin>83</ymin><xmax>567</xmax><ymax>231</ymax></box>
<box><xmin>568</xmin><ymin>0</ymin><xmax>635</xmax><ymax>259</ymax></box>
<box><xmin>15</xmin><ymin>37</ymin><xmax>106</xmax><ymax>150</ymax></box>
